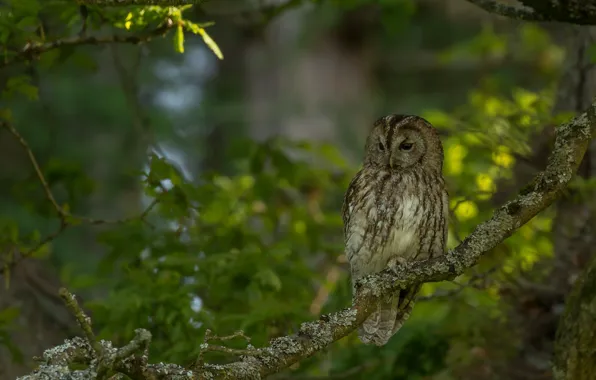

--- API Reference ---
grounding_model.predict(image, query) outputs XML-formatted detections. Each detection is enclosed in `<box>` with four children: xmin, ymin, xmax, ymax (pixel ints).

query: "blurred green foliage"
<box><xmin>0</xmin><ymin>0</ymin><xmax>584</xmax><ymax>379</ymax></box>
<box><xmin>74</xmin><ymin>140</ymin><xmax>350</xmax><ymax>363</ymax></box>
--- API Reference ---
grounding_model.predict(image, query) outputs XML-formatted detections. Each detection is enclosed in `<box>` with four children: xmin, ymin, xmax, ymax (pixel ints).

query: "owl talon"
<box><xmin>388</xmin><ymin>257</ymin><xmax>406</xmax><ymax>273</ymax></box>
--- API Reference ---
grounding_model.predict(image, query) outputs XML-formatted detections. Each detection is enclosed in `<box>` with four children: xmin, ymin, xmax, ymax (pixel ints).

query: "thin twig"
<box><xmin>418</xmin><ymin>265</ymin><xmax>500</xmax><ymax>301</ymax></box>
<box><xmin>204</xmin><ymin>329</ymin><xmax>251</xmax><ymax>343</ymax></box>
<box><xmin>202</xmin><ymin>345</ymin><xmax>260</xmax><ymax>357</ymax></box>
<box><xmin>0</xmin><ymin>121</ymin><xmax>160</xmax><ymax>276</ymax></box>
<box><xmin>59</xmin><ymin>287</ymin><xmax>103</xmax><ymax>357</ymax></box>
<box><xmin>1</xmin><ymin>121</ymin><xmax>160</xmax><ymax>226</ymax></box>
<box><xmin>114</xmin><ymin>328</ymin><xmax>152</xmax><ymax>361</ymax></box>
<box><xmin>59</xmin><ymin>287</ymin><xmax>153</xmax><ymax>379</ymax></box>
<box><xmin>193</xmin><ymin>329</ymin><xmax>255</xmax><ymax>369</ymax></box>
<box><xmin>1</xmin><ymin>121</ymin><xmax>66</xmax><ymax>221</ymax></box>
<box><xmin>1</xmin><ymin>19</ymin><xmax>174</xmax><ymax>68</ymax></box>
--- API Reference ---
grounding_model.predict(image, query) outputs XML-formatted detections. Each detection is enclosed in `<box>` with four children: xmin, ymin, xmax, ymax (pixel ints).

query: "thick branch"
<box><xmin>465</xmin><ymin>0</ymin><xmax>596</xmax><ymax>25</ymax></box>
<box><xmin>19</xmin><ymin>100</ymin><xmax>596</xmax><ymax>379</ymax></box>
<box><xmin>464</xmin><ymin>0</ymin><xmax>546</xmax><ymax>21</ymax></box>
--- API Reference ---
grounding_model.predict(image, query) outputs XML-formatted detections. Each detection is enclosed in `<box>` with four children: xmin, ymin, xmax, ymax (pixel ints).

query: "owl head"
<box><xmin>362</xmin><ymin>114</ymin><xmax>444</xmax><ymax>173</ymax></box>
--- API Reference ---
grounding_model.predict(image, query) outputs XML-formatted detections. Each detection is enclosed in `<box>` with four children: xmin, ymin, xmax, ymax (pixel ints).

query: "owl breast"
<box><xmin>383</xmin><ymin>195</ymin><xmax>423</xmax><ymax>262</ymax></box>
<box><xmin>344</xmin><ymin>168</ymin><xmax>446</xmax><ymax>279</ymax></box>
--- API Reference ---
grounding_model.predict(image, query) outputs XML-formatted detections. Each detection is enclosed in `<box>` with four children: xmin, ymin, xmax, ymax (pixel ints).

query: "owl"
<box><xmin>342</xmin><ymin>114</ymin><xmax>448</xmax><ymax>346</ymax></box>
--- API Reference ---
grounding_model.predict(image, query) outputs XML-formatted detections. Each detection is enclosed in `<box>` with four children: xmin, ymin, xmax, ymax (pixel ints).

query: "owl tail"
<box><xmin>358</xmin><ymin>285</ymin><xmax>420</xmax><ymax>346</ymax></box>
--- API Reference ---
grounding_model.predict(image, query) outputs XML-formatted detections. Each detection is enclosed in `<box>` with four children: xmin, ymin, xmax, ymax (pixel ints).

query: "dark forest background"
<box><xmin>1</xmin><ymin>1</ymin><xmax>595</xmax><ymax>379</ymax></box>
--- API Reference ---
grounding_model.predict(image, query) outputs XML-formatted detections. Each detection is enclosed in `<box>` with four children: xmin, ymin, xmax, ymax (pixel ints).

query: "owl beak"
<box><xmin>389</xmin><ymin>155</ymin><xmax>396</xmax><ymax>169</ymax></box>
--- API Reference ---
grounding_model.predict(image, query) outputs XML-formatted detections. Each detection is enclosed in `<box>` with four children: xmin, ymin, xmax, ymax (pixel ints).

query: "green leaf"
<box><xmin>38</xmin><ymin>49</ymin><xmax>60</xmax><ymax>69</ymax></box>
<box><xmin>69</xmin><ymin>52</ymin><xmax>98</xmax><ymax>71</ymax></box>
<box><xmin>0</xmin><ymin>307</ymin><xmax>19</xmax><ymax>324</ymax></box>
<box><xmin>318</xmin><ymin>143</ymin><xmax>348</xmax><ymax>168</ymax></box>
<box><xmin>125</xmin><ymin>12</ymin><xmax>133</xmax><ymax>30</ymax></box>
<box><xmin>16</xmin><ymin>16</ymin><xmax>38</xmax><ymax>29</ymax></box>
<box><xmin>0</xmin><ymin>330</ymin><xmax>23</xmax><ymax>363</ymax></box>
<box><xmin>0</xmin><ymin>108</ymin><xmax>12</xmax><ymax>121</ymax></box>
<box><xmin>198</xmin><ymin>28</ymin><xmax>223</xmax><ymax>59</ymax></box>
<box><xmin>186</xmin><ymin>22</ymin><xmax>223</xmax><ymax>59</ymax></box>
<box><xmin>147</xmin><ymin>154</ymin><xmax>179</xmax><ymax>183</ymax></box>
<box><xmin>6</xmin><ymin>0</ymin><xmax>41</xmax><ymax>13</ymax></box>
<box><xmin>255</xmin><ymin>269</ymin><xmax>282</xmax><ymax>292</ymax></box>
<box><xmin>19</xmin><ymin>83</ymin><xmax>38</xmax><ymax>100</ymax></box>
<box><xmin>588</xmin><ymin>43</ymin><xmax>596</xmax><ymax>63</ymax></box>
<box><xmin>3</xmin><ymin>75</ymin><xmax>38</xmax><ymax>101</ymax></box>
<box><xmin>175</xmin><ymin>24</ymin><xmax>184</xmax><ymax>53</ymax></box>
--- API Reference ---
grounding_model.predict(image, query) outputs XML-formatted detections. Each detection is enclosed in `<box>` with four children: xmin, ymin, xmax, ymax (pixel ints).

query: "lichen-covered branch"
<box><xmin>17</xmin><ymin>100</ymin><xmax>595</xmax><ymax>379</ymax></box>
<box><xmin>465</xmin><ymin>0</ymin><xmax>596</xmax><ymax>25</ymax></box>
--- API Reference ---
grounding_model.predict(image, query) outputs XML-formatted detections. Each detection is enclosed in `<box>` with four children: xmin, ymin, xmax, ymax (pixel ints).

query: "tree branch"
<box><xmin>465</xmin><ymin>0</ymin><xmax>596</xmax><ymax>25</ymax></box>
<box><xmin>1</xmin><ymin>20</ymin><xmax>175</xmax><ymax>68</ymax></box>
<box><xmin>17</xmin><ymin>98</ymin><xmax>596</xmax><ymax>379</ymax></box>
<box><xmin>0</xmin><ymin>121</ymin><xmax>67</xmax><ymax>221</ymax></box>
<box><xmin>464</xmin><ymin>0</ymin><xmax>546</xmax><ymax>21</ymax></box>
<box><xmin>0</xmin><ymin>121</ymin><xmax>159</xmax><ymax>276</ymax></box>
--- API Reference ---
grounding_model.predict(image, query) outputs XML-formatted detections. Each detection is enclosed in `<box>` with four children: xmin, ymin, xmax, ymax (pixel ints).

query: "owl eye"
<box><xmin>378</xmin><ymin>142</ymin><xmax>385</xmax><ymax>151</ymax></box>
<box><xmin>399</xmin><ymin>142</ymin><xmax>413</xmax><ymax>151</ymax></box>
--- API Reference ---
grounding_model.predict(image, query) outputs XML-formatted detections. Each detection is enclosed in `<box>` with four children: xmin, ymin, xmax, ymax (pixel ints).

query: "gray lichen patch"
<box><xmin>214</xmin><ymin>360</ymin><xmax>262</xmax><ymax>380</ymax></box>
<box><xmin>149</xmin><ymin>362</ymin><xmax>192</xmax><ymax>377</ymax></box>
<box><xmin>17</xmin><ymin>365</ymin><xmax>97</xmax><ymax>380</ymax></box>
<box><xmin>98</xmin><ymin>339</ymin><xmax>118</xmax><ymax>360</ymax></box>
<box><xmin>355</xmin><ymin>275</ymin><xmax>388</xmax><ymax>297</ymax></box>
<box><xmin>331</xmin><ymin>307</ymin><xmax>357</xmax><ymax>327</ymax></box>
<box><xmin>42</xmin><ymin>337</ymin><xmax>93</xmax><ymax>366</ymax></box>
<box><xmin>268</xmin><ymin>335</ymin><xmax>302</xmax><ymax>356</ymax></box>
<box><xmin>299</xmin><ymin>321</ymin><xmax>334</xmax><ymax>351</ymax></box>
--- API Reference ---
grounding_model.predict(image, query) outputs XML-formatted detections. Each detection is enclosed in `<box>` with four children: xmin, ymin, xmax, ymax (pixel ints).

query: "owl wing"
<box><xmin>341</xmin><ymin>171</ymin><xmax>360</xmax><ymax>237</ymax></box>
<box><xmin>342</xmin><ymin>170</ymin><xmax>385</xmax><ymax>280</ymax></box>
<box><xmin>442</xmin><ymin>188</ymin><xmax>449</xmax><ymax>252</ymax></box>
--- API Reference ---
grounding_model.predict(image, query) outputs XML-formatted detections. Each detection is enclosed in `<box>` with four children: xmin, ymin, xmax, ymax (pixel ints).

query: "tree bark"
<box><xmin>553</xmin><ymin>254</ymin><xmax>596</xmax><ymax>380</ymax></box>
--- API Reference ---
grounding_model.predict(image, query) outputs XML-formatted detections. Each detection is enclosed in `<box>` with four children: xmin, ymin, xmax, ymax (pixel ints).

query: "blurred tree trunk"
<box><xmin>199</xmin><ymin>16</ymin><xmax>248</xmax><ymax>174</ymax></box>
<box><xmin>0</xmin><ymin>101</ymin><xmax>75</xmax><ymax>379</ymax></box>
<box><xmin>551</xmin><ymin>26</ymin><xmax>596</xmax><ymax>380</ymax></box>
<box><xmin>244</xmin><ymin>4</ymin><xmax>376</xmax><ymax>151</ymax></box>
<box><xmin>485</xmin><ymin>25</ymin><xmax>596</xmax><ymax>380</ymax></box>
<box><xmin>553</xmin><ymin>254</ymin><xmax>596</xmax><ymax>380</ymax></box>
<box><xmin>0</xmin><ymin>257</ymin><xmax>75</xmax><ymax>379</ymax></box>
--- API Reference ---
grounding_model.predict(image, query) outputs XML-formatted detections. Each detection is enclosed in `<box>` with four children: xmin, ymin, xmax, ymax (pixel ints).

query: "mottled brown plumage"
<box><xmin>342</xmin><ymin>114</ymin><xmax>448</xmax><ymax>346</ymax></box>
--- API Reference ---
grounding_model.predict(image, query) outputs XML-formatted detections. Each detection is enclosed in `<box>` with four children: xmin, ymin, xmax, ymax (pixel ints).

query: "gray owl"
<box><xmin>342</xmin><ymin>114</ymin><xmax>448</xmax><ymax>346</ymax></box>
